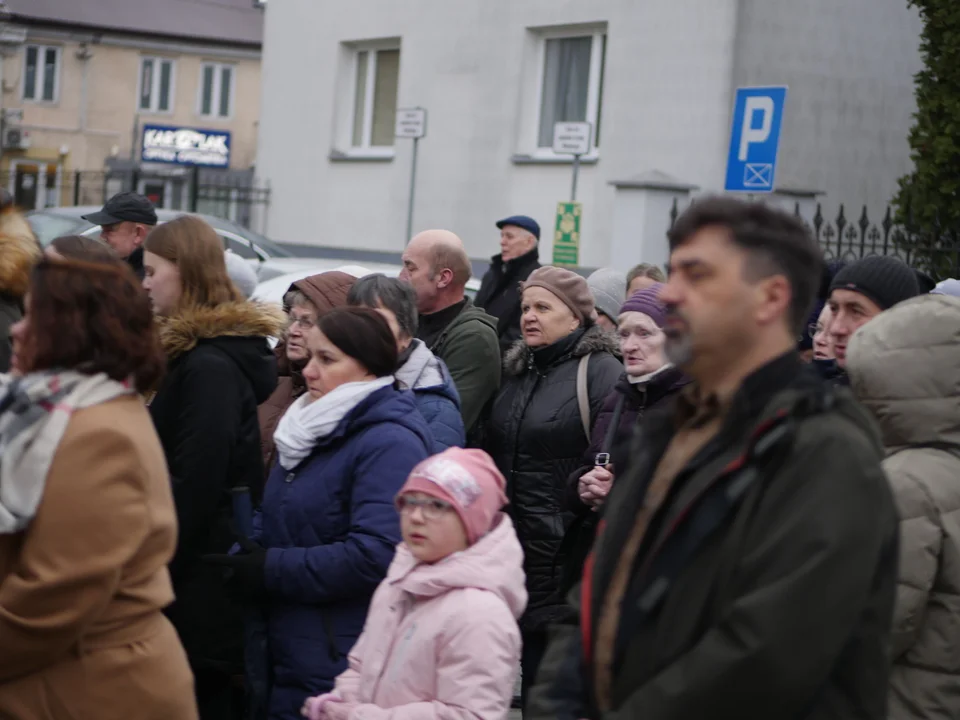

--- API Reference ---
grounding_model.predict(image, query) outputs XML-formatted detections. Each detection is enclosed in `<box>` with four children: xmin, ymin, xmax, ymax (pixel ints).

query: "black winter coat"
<box><xmin>559</xmin><ymin>366</ymin><xmax>689</xmax><ymax>595</ymax></box>
<box><xmin>485</xmin><ymin>325</ymin><xmax>621</xmax><ymax>632</ymax></box>
<box><xmin>475</xmin><ymin>247</ymin><xmax>541</xmax><ymax>353</ymax></box>
<box><xmin>149</xmin><ymin>301</ymin><xmax>283</xmax><ymax>672</ymax></box>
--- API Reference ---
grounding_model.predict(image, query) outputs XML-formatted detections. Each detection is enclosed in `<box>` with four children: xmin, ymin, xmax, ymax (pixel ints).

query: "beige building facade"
<box><xmin>1</xmin><ymin>0</ymin><xmax>263</xmax><ymax>210</ymax></box>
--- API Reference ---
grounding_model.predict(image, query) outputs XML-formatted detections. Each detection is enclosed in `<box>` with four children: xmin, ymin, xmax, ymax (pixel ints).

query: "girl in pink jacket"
<box><xmin>302</xmin><ymin>448</ymin><xmax>527</xmax><ymax>720</ymax></box>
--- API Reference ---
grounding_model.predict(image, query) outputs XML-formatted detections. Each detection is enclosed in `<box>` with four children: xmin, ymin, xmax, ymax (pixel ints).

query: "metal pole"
<box><xmin>405</xmin><ymin>136</ymin><xmax>419</xmax><ymax>245</ymax></box>
<box><xmin>571</xmin><ymin>153</ymin><xmax>581</xmax><ymax>202</ymax></box>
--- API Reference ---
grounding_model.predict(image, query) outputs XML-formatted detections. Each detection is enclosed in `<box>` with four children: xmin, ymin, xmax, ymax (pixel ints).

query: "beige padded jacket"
<box><xmin>848</xmin><ymin>293</ymin><xmax>960</xmax><ymax>720</ymax></box>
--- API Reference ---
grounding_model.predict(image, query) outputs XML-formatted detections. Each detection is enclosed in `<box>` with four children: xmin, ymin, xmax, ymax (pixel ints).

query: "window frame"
<box><xmin>22</xmin><ymin>44</ymin><xmax>61</xmax><ymax>104</ymax></box>
<box><xmin>197</xmin><ymin>61</ymin><xmax>236</xmax><ymax>120</ymax></box>
<box><xmin>137</xmin><ymin>56</ymin><xmax>176</xmax><ymax>114</ymax></box>
<box><xmin>346</xmin><ymin>42</ymin><xmax>400</xmax><ymax>158</ymax></box>
<box><xmin>529</xmin><ymin>27</ymin><xmax>605</xmax><ymax>160</ymax></box>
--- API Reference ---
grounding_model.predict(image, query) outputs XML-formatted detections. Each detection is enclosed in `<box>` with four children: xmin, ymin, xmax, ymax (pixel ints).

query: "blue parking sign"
<box><xmin>724</xmin><ymin>86</ymin><xmax>788</xmax><ymax>193</ymax></box>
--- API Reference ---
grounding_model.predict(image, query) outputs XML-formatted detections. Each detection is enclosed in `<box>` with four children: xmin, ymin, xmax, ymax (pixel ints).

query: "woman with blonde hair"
<box><xmin>143</xmin><ymin>214</ymin><xmax>283</xmax><ymax>719</ymax></box>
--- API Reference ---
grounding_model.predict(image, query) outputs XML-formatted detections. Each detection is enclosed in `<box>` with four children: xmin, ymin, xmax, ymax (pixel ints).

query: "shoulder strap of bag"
<box><xmin>577</xmin><ymin>353</ymin><xmax>592</xmax><ymax>438</ymax></box>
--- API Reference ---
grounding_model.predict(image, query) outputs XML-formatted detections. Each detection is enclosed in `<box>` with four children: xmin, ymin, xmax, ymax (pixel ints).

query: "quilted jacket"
<box><xmin>395</xmin><ymin>339</ymin><xmax>466</xmax><ymax>453</ymax></box>
<box><xmin>484</xmin><ymin>325</ymin><xmax>621</xmax><ymax>631</ymax></box>
<box><xmin>848</xmin><ymin>294</ymin><xmax>960</xmax><ymax>720</ymax></box>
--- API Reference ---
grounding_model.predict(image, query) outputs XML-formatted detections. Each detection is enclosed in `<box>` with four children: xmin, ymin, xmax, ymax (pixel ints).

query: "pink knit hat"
<box><xmin>398</xmin><ymin>448</ymin><xmax>508</xmax><ymax>544</ymax></box>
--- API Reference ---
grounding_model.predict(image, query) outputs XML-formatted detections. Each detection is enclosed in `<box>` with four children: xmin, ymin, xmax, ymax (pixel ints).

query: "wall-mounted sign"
<box><xmin>553</xmin><ymin>201</ymin><xmax>582</xmax><ymax>267</ymax></box>
<box><xmin>141</xmin><ymin>124</ymin><xmax>231</xmax><ymax>168</ymax></box>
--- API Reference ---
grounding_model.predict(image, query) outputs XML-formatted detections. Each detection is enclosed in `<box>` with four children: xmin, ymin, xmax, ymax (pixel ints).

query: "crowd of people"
<box><xmin>0</xmin><ymin>189</ymin><xmax>958</xmax><ymax>720</ymax></box>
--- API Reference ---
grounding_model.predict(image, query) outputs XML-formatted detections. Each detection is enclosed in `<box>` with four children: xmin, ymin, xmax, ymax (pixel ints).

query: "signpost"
<box><xmin>550</xmin><ymin>122</ymin><xmax>591</xmax><ymax>266</ymax></box>
<box><xmin>724</xmin><ymin>86</ymin><xmax>788</xmax><ymax>193</ymax></box>
<box><xmin>396</xmin><ymin>108</ymin><xmax>427</xmax><ymax>245</ymax></box>
<box><xmin>553</xmin><ymin>201</ymin><xmax>581</xmax><ymax>267</ymax></box>
<box><xmin>552</xmin><ymin>121</ymin><xmax>592</xmax><ymax>201</ymax></box>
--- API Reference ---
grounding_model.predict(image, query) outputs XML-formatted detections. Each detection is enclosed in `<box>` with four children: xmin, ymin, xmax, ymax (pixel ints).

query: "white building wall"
<box><xmin>732</xmin><ymin>0</ymin><xmax>923</xmax><ymax>213</ymax></box>
<box><xmin>256</xmin><ymin>0</ymin><xmax>921</xmax><ymax>265</ymax></box>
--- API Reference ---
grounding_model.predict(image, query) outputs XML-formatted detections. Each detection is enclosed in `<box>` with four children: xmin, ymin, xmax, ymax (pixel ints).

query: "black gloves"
<box><xmin>203</xmin><ymin>535</ymin><xmax>267</xmax><ymax>602</ymax></box>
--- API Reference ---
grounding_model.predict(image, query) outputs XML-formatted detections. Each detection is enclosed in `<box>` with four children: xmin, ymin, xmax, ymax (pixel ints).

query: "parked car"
<box><xmin>24</xmin><ymin>206</ymin><xmax>305</xmax><ymax>280</ymax></box>
<box><xmin>253</xmin><ymin>265</ymin><xmax>481</xmax><ymax>306</ymax></box>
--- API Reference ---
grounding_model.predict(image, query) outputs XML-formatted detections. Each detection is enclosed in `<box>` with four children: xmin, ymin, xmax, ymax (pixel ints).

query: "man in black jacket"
<box><xmin>529</xmin><ymin>196</ymin><xmax>899</xmax><ymax>720</ymax></box>
<box><xmin>82</xmin><ymin>191</ymin><xmax>157</xmax><ymax>279</ymax></box>
<box><xmin>475</xmin><ymin>214</ymin><xmax>541</xmax><ymax>353</ymax></box>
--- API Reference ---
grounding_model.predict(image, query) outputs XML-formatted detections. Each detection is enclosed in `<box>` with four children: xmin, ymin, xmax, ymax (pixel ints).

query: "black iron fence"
<box><xmin>668</xmin><ymin>198</ymin><xmax>960</xmax><ymax>281</ymax></box>
<box><xmin>17</xmin><ymin>166</ymin><xmax>270</xmax><ymax>233</ymax></box>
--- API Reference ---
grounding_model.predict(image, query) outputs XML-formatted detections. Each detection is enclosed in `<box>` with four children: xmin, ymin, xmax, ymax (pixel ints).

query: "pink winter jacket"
<box><xmin>326</xmin><ymin>513</ymin><xmax>527</xmax><ymax>720</ymax></box>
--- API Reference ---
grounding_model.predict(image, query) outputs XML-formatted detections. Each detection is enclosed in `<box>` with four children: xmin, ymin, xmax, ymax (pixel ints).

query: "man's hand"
<box><xmin>578</xmin><ymin>464</ymin><xmax>614</xmax><ymax>509</ymax></box>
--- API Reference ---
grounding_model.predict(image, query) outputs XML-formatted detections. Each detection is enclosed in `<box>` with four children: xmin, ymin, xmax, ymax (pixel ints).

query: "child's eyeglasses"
<box><xmin>395</xmin><ymin>495</ymin><xmax>454</xmax><ymax>520</ymax></box>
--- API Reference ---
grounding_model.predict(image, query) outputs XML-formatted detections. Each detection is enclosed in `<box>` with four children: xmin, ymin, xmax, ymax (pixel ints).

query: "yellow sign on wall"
<box><xmin>553</xmin><ymin>201</ymin><xmax>581</xmax><ymax>267</ymax></box>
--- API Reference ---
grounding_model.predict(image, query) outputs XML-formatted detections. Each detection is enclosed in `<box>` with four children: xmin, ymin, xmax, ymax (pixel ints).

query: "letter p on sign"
<box><xmin>738</xmin><ymin>96</ymin><xmax>774</xmax><ymax>162</ymax></box>
<box><xmin>724</xmin><ymin>86</ymin><xmax>787</xmax><ymax>193</ymax></box>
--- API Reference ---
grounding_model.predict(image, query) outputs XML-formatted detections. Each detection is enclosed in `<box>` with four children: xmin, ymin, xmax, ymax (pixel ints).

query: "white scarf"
<box><xmin>0</xmin><ymin>370</ymin><xmax>135</xmax><ymax>533</ymax></box>
<box><xmin>273</xmin><ymin>376</ymin><xmax>394</xmax><ymax>470</ymax></box>
<box><xmin>628</xmin><ymin>362</ymin><xmax>674</xmax><ymax>385</ymax></box>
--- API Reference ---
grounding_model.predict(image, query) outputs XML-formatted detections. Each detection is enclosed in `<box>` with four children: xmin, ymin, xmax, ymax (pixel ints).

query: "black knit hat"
<box><xmin>828</xmin><ymin>256</ymin><xmax>920</xmax><ymax>311</ymax></box>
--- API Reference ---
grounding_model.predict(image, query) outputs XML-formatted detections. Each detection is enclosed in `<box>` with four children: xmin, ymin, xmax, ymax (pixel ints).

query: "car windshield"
<box><xmin>25</xmin><ymin>212</ymin><xmax>93</xmax><ymax>246</ymax></box>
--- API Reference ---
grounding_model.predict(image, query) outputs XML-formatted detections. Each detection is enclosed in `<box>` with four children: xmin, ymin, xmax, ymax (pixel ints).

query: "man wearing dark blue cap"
<box><xmin>475</xmin><ymin>214</ymin><xmax>542</xmax><ymax>353</ymax></box>
<box><xmin>82</xmin><ymin>191</ymin><xmax>158</xmax><ymax>280</ymax></box>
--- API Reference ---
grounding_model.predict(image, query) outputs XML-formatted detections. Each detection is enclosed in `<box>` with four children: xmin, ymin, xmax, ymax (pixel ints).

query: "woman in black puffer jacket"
<box><xmin>484</xmin><ymin>266</ymin><xmax>621</xmax><ymax>711</ymax></box>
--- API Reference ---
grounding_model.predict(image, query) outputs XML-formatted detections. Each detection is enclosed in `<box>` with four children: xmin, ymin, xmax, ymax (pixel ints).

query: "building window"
<box><xmin>139</xmin><ymin>57</ymin><xmax>175</xmax><ymax>113</ymax></box>
<box><xmin>199</xmin><ymin>62</ymin><xmax>234</xmax><ymax>118</ymax></box>
<box><xmin>351</xmin><ymin>48</ymin><xmax>400</xmax><ymax>148</ymax></box>
<box><xmin>536</xmin><ymin>30</ymin><xmax>606</xmax><ymax>149</ymax></box>
<box><xmin>23</xmin><ymin>44</ymin><xmax>60</xmax><ymax>102</ymax></box>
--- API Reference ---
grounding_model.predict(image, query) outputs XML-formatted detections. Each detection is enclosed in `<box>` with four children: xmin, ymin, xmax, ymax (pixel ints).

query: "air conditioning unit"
<box><xmin>2</xmin><ymin>126</ymin><xmax>29</xmax><ymax>149</ymax></box>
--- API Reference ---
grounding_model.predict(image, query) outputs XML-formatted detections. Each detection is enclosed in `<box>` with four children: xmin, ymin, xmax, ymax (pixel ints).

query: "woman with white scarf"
<box><xmin>205</xmin><ymin>306</ymin><xmax>432</xmax><ymax>720</ymax></box>
<box><xmin>0</xmin><ymin>257</ymin><xmax>197</xmax><ymax>719</ymax></box>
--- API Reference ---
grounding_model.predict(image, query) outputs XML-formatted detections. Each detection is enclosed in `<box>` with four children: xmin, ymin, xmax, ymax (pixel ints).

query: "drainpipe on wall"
<box><xmin>76</xmin><ymin>43</ymin><xmax>93</xmax><ymax>170</ymax></box>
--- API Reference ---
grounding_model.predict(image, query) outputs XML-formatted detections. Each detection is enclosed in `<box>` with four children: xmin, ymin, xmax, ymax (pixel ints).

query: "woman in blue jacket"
<box><xmin>348</xmin><ymin>274</ymin><xmax>466</xmax><ymax>452</ymax></box>
<box><xmin>208</xmin><ymin>307</ymin><xmax>431</xmax><ymax>720</ymax></box>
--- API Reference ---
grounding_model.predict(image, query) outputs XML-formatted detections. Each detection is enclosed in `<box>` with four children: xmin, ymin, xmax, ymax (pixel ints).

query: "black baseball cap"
<box><xmin>82</xmin><ymin>192</ymin><xmax>158</xmax><ymax>226</ymax></box>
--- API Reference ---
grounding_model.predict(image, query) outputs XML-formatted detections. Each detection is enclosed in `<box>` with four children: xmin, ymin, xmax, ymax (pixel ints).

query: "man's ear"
<box><xmin>134</xmin><ymin>224</ymin><xmax>150</xmax><ymax>246</ymax></box>
<box><xmin>437</xmin><ymin>268</ymin><xmax>454</xmax><ymax>289</ymax></box>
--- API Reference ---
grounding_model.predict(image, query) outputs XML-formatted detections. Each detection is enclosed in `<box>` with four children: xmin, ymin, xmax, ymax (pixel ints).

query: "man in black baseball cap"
<box><xmin>82</xmin><ymin>192</ymin><xmax>158</xmax><ymax>279</ymax></box>
<box><xmin>475</xmin><ymin>214</ymin><xmax>542</xmax><ymax>352</ymax></box>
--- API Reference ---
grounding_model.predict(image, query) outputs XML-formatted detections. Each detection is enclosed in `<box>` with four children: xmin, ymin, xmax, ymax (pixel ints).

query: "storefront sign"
<box><xmin>553</xmin><ymin>201</ymin><xmax>582</xmax><ymax>267</ymax></box>
<box><xmin>141</xmin><ymin>124</ymin><xmax>231</xmax><ymax>167</ymax></box>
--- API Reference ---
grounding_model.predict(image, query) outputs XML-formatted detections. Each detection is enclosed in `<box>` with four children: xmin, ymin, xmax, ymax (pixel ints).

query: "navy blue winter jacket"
<box><xmin>396</xmin><ymin>339</ymin><xmax>466</xmax><ymax>453</ymax></box>
<box><xmin>254</xmin><ymin>384</ymin><xmax>431</xmax><ymax>720</ymax></box>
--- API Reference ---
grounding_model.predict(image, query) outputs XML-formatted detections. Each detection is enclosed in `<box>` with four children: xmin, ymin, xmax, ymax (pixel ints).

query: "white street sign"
<box><xmin>395</xmin><ymin>108</ymin><xmax>427</xmax><ymax>139</ymax></box>
<box><xmin>552</xmin><ymin>122</ymin><xmax>592</xmax><ymax>155</ymax></box>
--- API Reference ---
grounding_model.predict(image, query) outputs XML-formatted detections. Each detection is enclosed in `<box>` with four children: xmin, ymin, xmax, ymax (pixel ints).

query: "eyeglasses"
<box><xmin>287</xmin><ymin>314</ymin><xmax>315</xmax><ymax>330</ymax></box>
<box><xmin>807</xmin><ymin>322</ymin><xmax>823</xmax><ymax>339</ymax></box>
<box><xmin>395</xmin><ymin>495</ymin><xmax>454</xmax><ymax>520</ymax></box>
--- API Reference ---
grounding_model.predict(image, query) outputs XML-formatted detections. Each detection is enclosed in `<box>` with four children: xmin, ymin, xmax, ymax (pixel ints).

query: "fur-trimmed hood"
<box><xmin>158</xmin><ymin>301</ymin><xmax>286</xmax><ymax>360</ymax></box>
<box><xmin>503</xmin><ymin>323</ymin><xmax>620</xmax><ymax>377</ymax></box>
<box><xmin>0</xmin><ymin>206</ymin><xmax>41</xmax><ymax>298</ymax></box>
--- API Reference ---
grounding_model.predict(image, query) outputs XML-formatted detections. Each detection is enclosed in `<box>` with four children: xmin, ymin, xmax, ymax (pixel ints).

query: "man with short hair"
<box><xmin>827</xmin><ymin>255</ymin><xmax>920</xmax><ymax>372</ymax></box>
<box><xmin>530</xmin><ymin>196</ymin><xmax>898</xmax><ymax>720</ymax></box>
<box><xmin>81</xmin><ymin>191</ymin><xmax>158</xmax><ymax>279</ymax></box>
<box><xmin>400</xmin><ymin>229</ymin><xmax>500</xmax><ymax>437</ymax></box>
<box><xmin>475</xmin><ymin>214</ymin><xmax>541</xmax><ymax>352</ymax></box>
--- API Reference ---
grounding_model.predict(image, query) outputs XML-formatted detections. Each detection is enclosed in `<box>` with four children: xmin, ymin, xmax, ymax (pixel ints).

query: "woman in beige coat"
<box><xmin>847</xmin><ymin>293</ymin><xmax>960</xmax><ymax>720</ymax></box>
<box><xmin>0</xmin><ymin>256</ymin><xmax>197</xmax><ymax>719</ymax></box>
